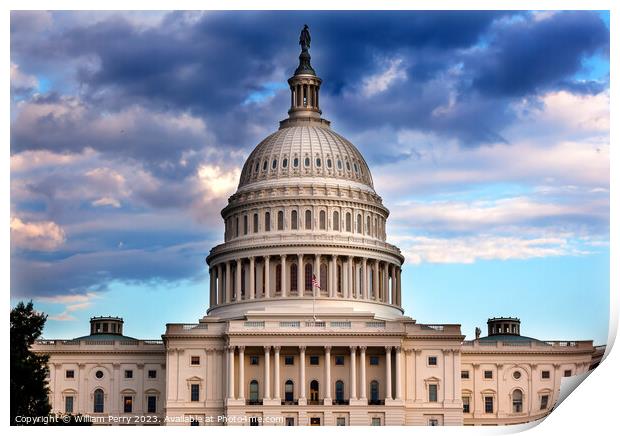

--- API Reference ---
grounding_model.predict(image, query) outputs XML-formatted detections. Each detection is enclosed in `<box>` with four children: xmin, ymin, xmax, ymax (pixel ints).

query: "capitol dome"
<box><xmin>205</xmin><ymin>29</ymin><xmax>404</xmax><ymax>321</ymax></box>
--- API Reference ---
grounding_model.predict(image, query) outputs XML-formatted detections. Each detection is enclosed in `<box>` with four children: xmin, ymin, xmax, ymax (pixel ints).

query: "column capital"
<box><xmin>324</xmin><ymin>345</ymin><xmax>332</xmax><ymax>352</ymax></box>
<box><xmin>331</xmin><ymin>254</ymin><xmax>337</xmax><ymax>260</ymax></box>
<box><xmin>273</xmin><ymin>346</ymin><xmax>281</xmax><ymax>352</ymax></box>
<box><xmin>472</xmin><ymin>363</ymin><xmax>480</xmax><ymax>369</ymax></box>
<box><xmin>227</xmin><ymin>345</ymin><xmax>235</xmax><ymax>352</ymax></box>
<box><xmin>265</xmin><ymin>254</ymin><xmax>270</xmax><ymax>260</ymax></box>
<box><xmin>263</xmin><ymin>346</ymin><xmax>271</xmax><ymax>352</ymax></box>
<box><xmin>359</xmin><ymin>346</ymin><xmax>367</xmax><ymax>352</ymax></box>
<box><xmin>238</xmin><ymin>345</ymin><xmax>245</xmax><ymax>352</ymax></box>
<box><xmin>394</xmin><ymin>346</ymin><xmax>402</xmax><ymax>353</ymax></box>
<box><xmin>385</xmin><ymin>345</ymin><xmax>393</xmax><ymax>352</ymax></box>
<box><xmin>281</xmin><ymin>254</ymin><xmax>286</xmax><ymax>259</ymax></box>
<box><xmin>349</xmin><ymin>346</ymin><xmax>357</xmax><ymax>352</ymax></box>
<box><xmin>299</xmin><ymin>345</ymin><xmax>306</xmax><ymax>352</ymax></box>
<box><xmin>404</xmin><ymin>348</ymin><xmax>413</xmax><ymax>355</ymax></box>
<box><xmin>249</xmin><ymin>256</ymin><xmax>255</xmax><ymax>261</ymax></box>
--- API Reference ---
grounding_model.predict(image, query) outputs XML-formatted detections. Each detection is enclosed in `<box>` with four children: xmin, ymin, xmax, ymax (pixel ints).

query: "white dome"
<box><xmin>238</xmin><ymin>124</ymin><xmax>375</xmax><ymax>192</ymax></box>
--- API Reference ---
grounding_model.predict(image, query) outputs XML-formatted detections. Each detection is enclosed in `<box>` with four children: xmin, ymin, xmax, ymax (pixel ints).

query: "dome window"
<box><xmin>354</xmin><ymin>163</ymin><xmax>359</xmax><ymax>173</ymax></box>
<box><xmin>293</xmin><ymin>157</ymin><xmax>299</xmax><ymax>168</ymax></box>
<box><xmin>272</xmin><ymin>159</ymin><xmax>278</xmax><ymax>169</ymax></box>
<box><xmin>262</xmin><ymin>160</ymin><xmax>268</xmax><ymax>171</ymax></box>
<box><xmin>282</xmin><ymin>158</ymin><xmax>288</xmax><ymax>168</ymax></box>
<box><xmin>304</xmin><ymin>157</ymin><xmax>310</xmax><ymax>167</ymax></box>
<box><xmin>254</xmin><ymin>161</ymin><xmax>260</xmax><ymax>173</ymax></box>
<box><xmin>327</xmin><ymin>159</ymin><xmax>332</xmax><ymax>168</ymax></box>
<box><xmin>337</xmin><ymin>160</ymin><xmax>343</xmax><ymax>170</ymax></box>
<box><xmin>316</xmin><ymin>158</ymin><xmax>321</xmax><ymax>167</ymax></box>
<box><xmin>346</xmin><ymin>161</ymin><xmax>351</xmax><ymax>171</ymax></box>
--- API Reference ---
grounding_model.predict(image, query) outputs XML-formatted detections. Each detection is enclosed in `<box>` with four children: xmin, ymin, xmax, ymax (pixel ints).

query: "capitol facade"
<box><xmin>33</xmin><ymin>28</ymin><xmax>602</xmax><ymax>426</ymax></box>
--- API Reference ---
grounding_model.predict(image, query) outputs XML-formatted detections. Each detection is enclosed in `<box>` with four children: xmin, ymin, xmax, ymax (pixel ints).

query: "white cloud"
<box><xmin>362</xmin><ymin>58</ymin><xmax>407</xmax><ymax>97</ymax></box>
<box><xmin>10</xmin><ymin>63</ymin><xmax>38</xmax><ymax>90</ymax></box>
<box><xmin>196</xmin><ymin>164</ymin><xmax>240</xmax><ymax>200</ymax></box>
<box><xmin>39</xmin><ymin>292</ymin><xmax>100</xmax><ymax>322</ymax></box>
<box><xmin>92</xmin><ymin>197</ymin><xmax>121</xmax><ymax>208</ymax></box>
<box><xmin>11</xmin><ymin>217</ymin><xmax>66</xmax><ymax>251</ymax></box>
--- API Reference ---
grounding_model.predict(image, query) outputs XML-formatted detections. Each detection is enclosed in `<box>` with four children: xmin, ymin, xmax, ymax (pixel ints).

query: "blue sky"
<box><xmin>10</xmin><ymin>11</ymin><xmax>609</xmax><ymax>344</ymax></box>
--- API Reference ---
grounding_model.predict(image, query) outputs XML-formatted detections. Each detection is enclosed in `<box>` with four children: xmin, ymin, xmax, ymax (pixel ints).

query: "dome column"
<box><xmin>280</xmin><ymin>255</ymin><xmax>287</xmax><ymax>298</ymax></box>
<box><xmin>390</xmin><ymin>264</ymin><xmax>396</xmax><ymax>305</ymax></box>
<box><xmin>209</xmin><ymin>267</ymin><xmax>216</xmax><ymax>308</ymax></box>
<box><xmin>396</xmin><ymin>267</ymin><xmax>402</xmax><ymax>306</ymax></box>
<box><xmin>362</xmin><ymin>258</ymin><xmax>368</xmax><ymax>300</ymax></box>
<box><xmin>249</xmin><ymin>256</ymin><xmax>255</xmax><ymax>300</ymax></box>
<box><xmin>264</xmin><ymin>256</ymin><xmax>271</xmax><ymax>299</ymax></box>
<box><xmin>217</xmin><ymin>264</ymin><xmax>224</xmax><ymax>305</ymax></box>
<box><xmin>383</xmin><ymin>264</ymin><xmax>389</xmax><ymax>303</ymax></box>
<box><xmin>330</xmin><ymin>255</ymin><xmax>337</xmax><ymax>298</ymax></box>
<box><xmin>373</xmin><ymin>260</ymin><xmax>380</xmax><ymax>301</ymax></box>
<box><xmin>314</xmin><ymin>254</ymin><xmax>320</xmax><ymax>297</ymax></box>
<box><xmin>298</xmin><ymin>254</ymin><xmax>304</xmax><ymax>297</ymax></box>
<box><xmin>225</xmin><ymin>262</ymin><xmax>232</xmax><ymax>304</ymax></box>
<box><xmin>236</xmin><ymin>259</ymin><xmax>242</xmax><ymax>301</ymax></box>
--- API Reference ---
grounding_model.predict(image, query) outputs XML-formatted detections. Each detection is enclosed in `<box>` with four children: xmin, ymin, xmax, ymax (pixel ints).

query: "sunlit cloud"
<box><xmin>10</xmin><ymin>217</ymin><xmax>66</xmax><ymax>251</ymax></box>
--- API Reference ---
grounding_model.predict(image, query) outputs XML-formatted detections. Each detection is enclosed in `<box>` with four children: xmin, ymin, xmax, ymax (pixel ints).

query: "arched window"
<box><xmin>345</xmin><ymin>212</ymin><xmax>351</xmax><ymax>232</ymax></box>
<box><xmin>241</xmin><ymin>266</ymin><xmax>246</xmax><ymax>297</ymax></box>
<box><xmin>244</xmin><ymin>215</ymin><xmax>248</xmax><ymax>235</ymax></box>
<box><xmin>304</xmin><ymin>263</ymin><xmax>313</xmax><ymax>292</ymax></box>
<box><xmin>357</xmin><ymin>214</ymin><xmax>362</xmax><ymax>233</ymax></box>
<box><xmin>264</xmin><ymin>212</ymin><xmax>271</xmax><ymax>232</ymax></box>
<box><xmin>93</xmin><ymin>388</ymin><xmax>104</xmax><ymax>413</ymax></box>
<box><xmin>249</xmin><ymin>380</ymin><xmax>259</xmax><ymax>402</ymax></box>
<box><xmin>374</xmin><ymin>217</ymin><xmax>378</xmax><ymax>237</ymax></box>
<box><xmin>335</xmin><ymin>380</ymin><xmax>345</xmax><ymax>403</ymax></box>
<box><xmin>319</xmin><ymin>210</ymin><xmax>326</xmax><ymax>230</ymax></box>
<box><xmin>291</xmin><ymin>210</ymin><xmax>298</xmax><ymax>230</ymax></box>
<box><xmin>278</xmin><ymin>211</ymin><xmax>284</xmax><ymax>230</ymax></box>
<box><xmin>253</xmin><ymin>213</ymin><xmax>259</xmax><ymax>233</ymax></box>
<box><xmin>366</xmin><ymin>216</ymin><xmax>371</xmax><ymax>235</ymax></box>
<box><xmin>290</xmin><ymin>263</ymin><xmax>298</xmax><ymax>292</ymax></box>
<box><xmin>320</xmin><ymin>263</ymin><xmax>328</xmax><ymax>294</ymax></box>
<box><xmin>337</xmin><ymin>265</ymin><xmax>342</xmax><ymax>294</ymax></box>
<box><xmin>235</xmin><ymin>217</ymin><xmax>239</xmax><ymax>237</ymax></box>
<box><xmin>305</xmin><ymin>210</ymin><xmax>312</xmax><ymax>230</ymax></box>
<box><xmin>310</xmin><ymin>380</ymin><xmax>319</xmax><ymax>402</ymax></box>
<box><xmin>285</xmin><ymin>380</ymin><xmax>294</xmax><ymax>402</ymax></box>
<box><xmin>512</xmin><ymin>389</ymin><xmax>523</xmax><ymax>413</ymax></box>
<box><xmin>370</xmin><ymin>380</ymin><xmax>379</xmax><ymax>403</ymax></box>
<box><xmin>276</xmin><ymin>264</ymin><xmax>282</xmax><ymax>294</ymax></box>
<box><xmin>333</xmin><ymin>211</ymin><xmax>340</xmax><ymax>231</ymax></box>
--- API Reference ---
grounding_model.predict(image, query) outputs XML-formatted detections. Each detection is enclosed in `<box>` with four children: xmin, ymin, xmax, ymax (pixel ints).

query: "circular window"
<box><xmin>282</xmin><ymin>158</ymin><xmax>288</xmax><ymax>168</ymax></box>
<box><xmin>327</xmin><ymin>159</ymin><xmax>332</xmax><ymax>168</ymax></box>
<box><xmin>337</xmin><ymin>160</ymin><xmax>343</xmax><ymax>170</ymax></box>
<box><xmin>293</xmin><ymin>157</ymin><xmax>299</xmax><ymax>168</ymax></box>
<box><xmin>95</xmin><ymin>370</ymin><xmax>104</xmax><ymax>379</ymax></box>
<box><xmin>272</xmin><ymin>159</ymin><xmax>277</xmax><ymax>169</ymax></box>
<box><xmin>513</xmin><ymin>371</ymin><xmax>521</xmax><ymax>379</ymax></box>
<box><xmin>316</xmin><ymin>158</ymin><xmax>321</xmax><ymax>167</ymax></box>
<box><xmin>304</xmin><ymin>157</ymin><xmax>310</xmax><ymax>167</ymax></box>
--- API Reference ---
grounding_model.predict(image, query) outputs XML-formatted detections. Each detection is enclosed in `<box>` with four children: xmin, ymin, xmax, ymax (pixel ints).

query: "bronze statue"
<box><xmin>299</xmin><ymin>24</ymin><xmax>311</xmax><ymax>51</ymax></box>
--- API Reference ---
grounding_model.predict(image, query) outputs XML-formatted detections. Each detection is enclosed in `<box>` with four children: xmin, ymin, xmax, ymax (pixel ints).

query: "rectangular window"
<box><xmin>428</xmin><ymin>419</ymin><xmax>439</xmax><ymax>426</ymax></box>
<box><xmin>336</xmin><ymin>417</ymin><xmax>346</xmax><ymax>426</ymax></box>
<box><xmin>484</xmin><ymin>370</ymin><xmax>493</xmax><ymax>379</ymax></box>
<box><xmin>285</xmin><ymin>417</ymin><xmax>295</xmax><ymax>426</ymax></box>
<box><xmin>564</xmin><ymin>370</ymin><xmax>572</xmax><ymax>377</ymax></box>
<box><xmin>335</xmin><ymin>356</ymin><xmax>345</xmax><ymax>366</ymax></box>
<box><xmin>148</xmin><ymin>370</ymin><xmax>157</xmax><ymax>379</ymax></box>
<box><xmin>462</xmin><ymin>396</ymin><xmax>470</xmax><ymax>413</ymax></box>
<box><xmin>65</xmin><ymin>370</ymin><xmax>75</xmax><ymax>379</ymax></box>
<box><xmin>428</xmin><ymin>356</ymin><xmax>437</xmax><ymax>366</ymax></box>
<box><xmin>540</xmin><ymin>395</ymin><xmax>549</xmax><ymax>410</ymax></box>
<box><xmin>65</xmin><ymin>396</ymin><xmax>74</xmax><ymax>414</ymax></box>
<box><xmin>147</xmin><ymin>396</ymin><xmax>157</xmax><ymax>413</ymax></box>
<box><xmin>244</xmin><ymin>216</ymin><xmax>248</xmax><ymax>235</ymax></box>
<box><xmin>191</xmin><ymin>356</ymin><xmax>200</xmax><ymax>365</ymax></box>
<box><xmin>484</xmin><ymin>396</ymin><xmax>494</xmax><ymax>413</ymax></box>
<box><xmin>541</xmin><ymin>370</ymin><xmax>550</xmax><ymax>379</ymax></box>
<box><xmin>124</xmin><ymin>370</ymin><xmax>133</xmax><ymax>379</ymax></box>
<box><xmin>371</xmin><ymin>417</ymin><xmax>381</xmax><ymax>426</ymax></box>
<box><xmin>123</xmin><ymin>396</ymin><xmax>133</xmax><ymax>413</ymax></box>
<box><xmin>250</xmin><ymin>356</ymin><xmax>259</xmax><ymax>365</ymax></box>
<box><xmin>284</xmin><ymin>356</ymin><xmax>294</xmax><ymax>365</ymax></box>
<box><xmin>429</xmin><ymin>384</ymin><xmax>438</xmax><ymax>402</ymax></box>
<box><xmin>461</xmin><ymin>370</ymin><xmax>469</xmax><ymax>379</ymax></box>
<box><xmin>369</xmin><ymin>356</ymin><xmax>379</xmax><ymax>366</ymax></box>
<box><xmin>310</xmin><ymin>356</ymin><xmax>319</xmax><ymax>365</ymax></box>
<box><xmin>191</xmin><ymin>384</ymin><xmax>200</xmax><ymax>402</ymax></box>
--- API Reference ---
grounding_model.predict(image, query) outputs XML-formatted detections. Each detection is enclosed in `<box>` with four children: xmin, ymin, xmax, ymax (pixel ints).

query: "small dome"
<box><xmin>238</xmin><ymin>124</ymin><xmax>374</xmax><ymax>191</ymax></box>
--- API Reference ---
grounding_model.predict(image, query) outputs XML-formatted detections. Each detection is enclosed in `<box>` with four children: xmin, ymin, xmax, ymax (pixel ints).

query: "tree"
<box><xmin>10</xmin><ymin>301</ymin><xmax>51</xmax><ymax>425</ymax></box>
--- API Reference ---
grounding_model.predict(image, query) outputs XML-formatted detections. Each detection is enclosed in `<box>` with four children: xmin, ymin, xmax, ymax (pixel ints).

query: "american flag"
<box><xmin>312</xmin><ymin>274</ymin><xmax>321</xmax><ymax>290</ymax></box>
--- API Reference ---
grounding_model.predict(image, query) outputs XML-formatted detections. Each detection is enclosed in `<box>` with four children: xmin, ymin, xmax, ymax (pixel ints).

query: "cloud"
<box><xmin>361</xmin><ymin>58</ymin><xmax>407</xmax><ymax>97</ymax></box>
<box><xmin>10</xmin><ymin>217</ymin><xmax>66</xmax><ymax>251</ymax></box>
<box><xmin>39</xmin><ymin>292</ymin><xmax>100</xmax><ymax>321</ymax></box>
<box><xmin>92</xmin><ymin>197</ymin><xmax>121</xmax><ymax>208</ymax></box>
<box><xmin>10</xmin><ymin>62</ymin><xmax>38</xmax><ymax>92</ymax></box>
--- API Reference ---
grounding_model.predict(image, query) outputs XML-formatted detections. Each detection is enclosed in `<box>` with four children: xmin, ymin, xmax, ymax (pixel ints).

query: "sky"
<box><xmin>9</xmin><ymin>11</ymin><xmax>610</xmax><ymax>344</ymax></box>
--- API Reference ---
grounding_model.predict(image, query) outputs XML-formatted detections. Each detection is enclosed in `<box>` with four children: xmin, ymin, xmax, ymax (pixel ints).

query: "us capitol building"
<box><xmin>33</xmin><ymin>27</ymin><xmax>603</xmax><ymax>426</ymax></box>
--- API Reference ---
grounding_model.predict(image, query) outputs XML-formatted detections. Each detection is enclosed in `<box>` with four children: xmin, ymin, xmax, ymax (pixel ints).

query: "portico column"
<box><xmin>359</xmin><ymin>346</ymin><xmax>367</xmax><ymax>400</ymax></box>
<box><xmin>325</xmin><ymin>346</ymin><xmax>332</xmax><ymax>402</ymax></box>
<box><xmin>264</xmin><ymin>256</ymin><xmax>271</xmax><ymax>298</ymax></box>
<box><xmin>225</xmin><ymin>262</ymin><xmax>232</xmax><ymax>303</ymax></box>
<box><xmin>350</xmin><ymin>346</ymin><xmax>357</xmax><ymax>400</ymax></box>
<box><xmin>297</xmin><ymin>254</ymin><xmax>304</xmax><ymax>296</ymax></box>
<box><xmin>385</xmin><ymin>346</ymin><xmax>392</xmax><ymax>401</ymax></box>
<box><xmin>299</xmin><ymin>346</ymin><xmax>306</xmax><ymax>400</ymax></box>
<box><xmin>227</xmin><ymin>346</ymin><xmax>235</xmax><ymax>399</ymax></box>
<box><xmin>280</xmin><ymin>255</ymin><xmax>287</xmax><ymax>298</ymax></box>
<box><xmin>362</xmin><ymin>258</ymin><xmax>368</xmax><ymax>300</ymax></box>
<box><xmin>395</xmin><ymin>346</ymin><xmax>402</xmax><ymax>400</ymax></box>
<box><xmin>314</xmin><ymin>254</ymin><xmax>320</xmax><ymax>296</ymax></box>
<box><xmin>236</xmin><ymin>259</ymin><xmax>242</xmax><ymax>301</ymax></box>
<box><xmin>249</xmin><ymin>257</ymin><xmax>255</xmax><ymax>299</ymax></box>
<box><xmin>373</xmin><ymin>260</ymin><xmax>380</xmax><ymax>301</ymax></box>
<box><xmin>273</xmin><ymin>346</ymin><xmax>281</xmax><ymax>400</ymax></box>
<box><xmin>238</xmin><ymin>346</ymin><xmax>245</xmax><ymax>400</ymax></box>
<box><xmin>330</xmin><ymin>255</ymin><xmax>337</xmax><ymax>298</ymax></box>
<box><xmin>209</xmin><ymin>267</ymin><xmax>216</xmax><ymax>307</ymax></box>
<box><xmin>347</xmin><ymin>256</ymin><xmax>353</xmax><ymax>298</ymax></box>
<box><xmin>263</xmin><ymin>346</ymin><xmax>271</xmax><ymax>399</ymax></box>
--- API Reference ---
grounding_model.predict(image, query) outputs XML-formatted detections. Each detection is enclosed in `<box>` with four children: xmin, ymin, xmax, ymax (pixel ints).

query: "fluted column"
<box><xmin>385</xmin><ymin>346</ymin><xmax>392</xmax><ymax>401</ymax></box>
<box><xmin>225</xmin><ymin>262</ymin><xmax>232</xmax><ymax>303</ymax></box>
<box><xmin>396</xmin><ymin>267</ymin><xmax>402</xmax><ymax>306</ymax></box>
<box><xmin>359</xmin><ymin>346</ymin><xmax>367</xmax><ymax>400</ymax></box>
<box><xmin>227</xmin><ymin>346</ymin><xmax>235</xmax><ymax>399</ymax></box>
<box><xmin>274</xmin><ymin>346</ymin><xmax>281</xmax><ymax>400</ymax></box>
<box><xmin>325</xmin><ymin>346</ymin><xmax>332</xmax><ymax>402</ymax></box>
<box><xmin>390</xmin><ymin>265</ymin><xmax>396</xmax><ymax>305</ymax></box>
<box><xmin>236</xmin><ymin>259</ymin><xmax>242</xmax><ymax>301</ymax></box>
<box><xmin>350</xmin><ymin>346</ymin><xmax>357</xmax><ymax>400</ymax></box>
<box><xmin>330</xmin><ymin>255</ymin><xmax>337</xmax><ymax>298</ymax></box>
<box><xmin>263</xmin><ymin>346</ymin><xmax>271</xmax><ymax>400</ymax></box>
<box><xmin>299</xmin><ymin>346</ymin><xmax>306</xmax><ymax>400</ymax></box>
<box><xmin>362</xmin><ymin>258</ymin><xmax>368</xmax><ymax>300</ymax></box>
<box><xmin>264</xmin><ymin>255</ymin><xmax>271</xmax><ymax>299</ymax></box>
<box><xmin>249</xmin><ymin>257</ymin><xmax>255</xmax><ymax>299</ymax></box>
<box><xmin>347</xmin><ymin>256</ymin><xmax>353</xmax><ymax>298</ymax></box>
<box><xmin>298</xmin><ymin>254</ymin><xmax>304</xmax><ymax>297</ymax></box>
<box><xmin>343</xmin><ymin>256</ymin><xmax>349</xmax><ymax>298</ymax></box>
<box><xmin>209</xmin><ymin>267</ymin><xmax>216</xmax><ymax>307</ymax></box>
<box><xmin>395</xmin><ymin>347</ymin><xmax>402</xmax><ymax>400</ymax></box>
<box><xmin>373</xmin><ymin>260</ymin><xmax>380</xmax><ymax>301</ymax></box>
<box><xmin>314</xmin><ymin>254</ymin><xmax>320</xmax><ymax>296</ymax></box>
<box><xmin>218</xmin><ymin>264</ymin><xmax>224</xmax><ymax>304</ymax></box>
<box><xmin>238</xmin><ymin>346</ymin><xmax>245</xmax><ymax>400</ymax></box>
<box><xmin>280</xmin><ymin>255</ymin><xmax>287</xmax><ymax>298</ymax></box>
<box><xmin>383</xmin><ymin>264</ymin><xmax>389</xmax><ymax>303</ymax></box>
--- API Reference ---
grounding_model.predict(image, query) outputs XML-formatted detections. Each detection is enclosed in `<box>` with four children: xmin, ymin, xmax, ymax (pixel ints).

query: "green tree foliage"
<box><xmin>10</xmin><ymin>301</ymin><xmax>51</xmax><ymax>425</ymax></box>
